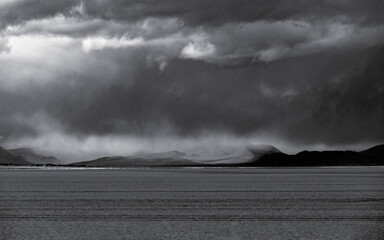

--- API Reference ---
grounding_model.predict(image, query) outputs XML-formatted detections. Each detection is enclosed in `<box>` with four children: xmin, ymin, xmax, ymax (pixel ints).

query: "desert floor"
<box><xmin>0</xmin><ymin>167</ymin><xmax>383</xmax><ymax>239</ymax></box>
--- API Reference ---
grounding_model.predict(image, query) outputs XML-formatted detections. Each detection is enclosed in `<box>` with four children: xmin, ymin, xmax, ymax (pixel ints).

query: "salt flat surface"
<box><xmin>0</xmin><ymin>167</ymin><xmax>383</xmax><ymax>239</ymax></box>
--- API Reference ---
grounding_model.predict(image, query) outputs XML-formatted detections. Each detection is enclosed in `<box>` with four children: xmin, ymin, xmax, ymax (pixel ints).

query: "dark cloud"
<box><xmin>0</xmin><ymin>0</ymin><xmax>79</xmax><ymax>28</ymax></box>
<box><xmin>82</xmin><ymin>0</ymin><xmax>384</xmax><ymax>26</ymax></box>
<box><xmin>1</xmin><ymin>0</ymin><xmax>382</xmax><ymax>31</ymax></box>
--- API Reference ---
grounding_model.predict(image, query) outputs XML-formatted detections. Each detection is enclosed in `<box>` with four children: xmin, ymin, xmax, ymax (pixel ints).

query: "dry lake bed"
<box><xmin>0</xmin><ymin>167</ymin><xmax>383</xmax><ymax>240</ymax></box>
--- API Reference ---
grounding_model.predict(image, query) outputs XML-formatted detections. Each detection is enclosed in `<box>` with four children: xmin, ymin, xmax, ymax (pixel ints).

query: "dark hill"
<box><xmin>8</xmin><ymin>148</ymin><xmax>60</xmax><ymax>165</ymax></box>
<box><xmin>360</xmin><ymin>144</ymin><xmax>384</xmax><ymax>159</ymax></box>
<box><xmin>244</xmin><ymin>144</ymin><xmax>384</xmax><ymax>167</ymax></box>
<box><xmin>0</xmin><ymin>146</ymin><xmax>30</xmax><ymax>166</ymax></box>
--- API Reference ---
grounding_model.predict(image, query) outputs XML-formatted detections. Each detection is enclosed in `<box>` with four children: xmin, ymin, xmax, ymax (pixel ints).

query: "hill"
<box><xmin>0</xmin><ymin>146</ymin><xmax>30</xmax><ymax>165</ymax></box>
<box><xmin>360</xmin><ymin>144</ymin><xmax>384</xmax><ymax>159</ymax></box>
<box><xmin>8</xmin><ymin>148</ymin><xmax>61</xmax><ymax>165</ymax></box>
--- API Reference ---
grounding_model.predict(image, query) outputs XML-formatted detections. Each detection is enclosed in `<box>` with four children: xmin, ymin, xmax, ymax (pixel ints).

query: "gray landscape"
<box><xmin>1</xmin><ymin>167</ymin><xmax>383</xmax><ymax>240</ymax></box>
<box><xmin>1</xmin><ymin>0</ymin><xmax>384</xmax><ymax>239</ymax></box>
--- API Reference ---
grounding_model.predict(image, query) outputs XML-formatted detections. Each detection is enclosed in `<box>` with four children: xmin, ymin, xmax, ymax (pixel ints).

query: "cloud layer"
<box><xmin>0</xmin><ymin>0</ymin><xmax>383</xmax><ymax>160</ymax></box>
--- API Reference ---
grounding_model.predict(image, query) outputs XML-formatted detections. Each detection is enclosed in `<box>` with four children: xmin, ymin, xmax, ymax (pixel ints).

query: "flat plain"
<box><xmin>0</xmin><ymin>167</ymin><xmax>383</xmax><ymax>240</ymax></box>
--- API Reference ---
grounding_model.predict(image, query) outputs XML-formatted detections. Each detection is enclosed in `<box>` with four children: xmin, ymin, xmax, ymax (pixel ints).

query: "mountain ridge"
<box><xmin>1</xmin><ymin>144</ymin><xmax>383</xmax><ymax>167</ymax></box>
<box><xmin>8</xmin><ymin>148</ymin><xmax>61</xmax><ymax>165</ymax></box>
<box><xmin>242</xmin><ymin>144</ymin><xmax>384</xmax><ymax>167</ymax></box>
<box><xmin>0</xmin><ymin>146</ymin><xmax>30</xmax><ymax>165</ymax></box>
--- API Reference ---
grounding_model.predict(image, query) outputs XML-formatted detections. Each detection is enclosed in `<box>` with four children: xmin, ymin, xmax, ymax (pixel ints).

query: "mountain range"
<box><xmin>71</xmin><ymin>144</ymin><xmax>384</xmax><ymax>167</ymax></box>
<box><xmin>0</xmin><ymin>144</ymin><xmax>383</xmax><ymax>167</ymax></box>
<box><xmin>240</xmin><ymin>145</ymin><xmax>384</xmax><ymax>167</ymax></box>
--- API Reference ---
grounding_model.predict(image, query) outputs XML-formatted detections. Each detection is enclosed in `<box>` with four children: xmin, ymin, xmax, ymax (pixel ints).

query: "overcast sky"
<box><xmin>0</xmin><ymin>0</ymin><xmax>383</xmax><ymax>161</ymax></box>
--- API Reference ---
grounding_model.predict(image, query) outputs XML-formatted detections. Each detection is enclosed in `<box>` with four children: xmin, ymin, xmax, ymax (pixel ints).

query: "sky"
<box><xmin>0</xmin><ymin>0</ymin><xmax>383</xmax><ymax>161</ymax></box>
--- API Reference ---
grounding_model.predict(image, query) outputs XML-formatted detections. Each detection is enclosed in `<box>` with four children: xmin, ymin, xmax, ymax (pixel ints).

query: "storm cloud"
<box><xmin>0</xmin><ymin>0</ymin><xmax>383</xmax><ymax>161</ymax></box>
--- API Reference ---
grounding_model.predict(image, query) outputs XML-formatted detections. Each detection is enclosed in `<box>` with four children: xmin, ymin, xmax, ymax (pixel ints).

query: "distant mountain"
<box><xmin>8</xmin><ymin>148</ymin><xmax>61</xmax><ymax>165</ymax></box>
<box><xmin>247</xmin><ymin>144</ymin><xmax>281</xmax><ymax>159</ymax></box>
<box><xmin>0</xmin><ymin>146</ymin><xmax>30</xmax><ymax>165</ymax></box>
<box><xmin>71</xmin><ymin>144</ymin><xmax>280</xmax><ymax>167</ymax></box>
<box><xmin>360</xmin><ymin>144</ymin><xmax>384</xmax><ymax>159</ymax></box>
<box><xmin>244</xmin><ymin>144</ymin><xmax>384</xmax><ymax>167</ymax></box>
<box><xmin>71</xmin><ymin>151</ymin><xmax>194</xmax><ymax>167</ymax></box>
